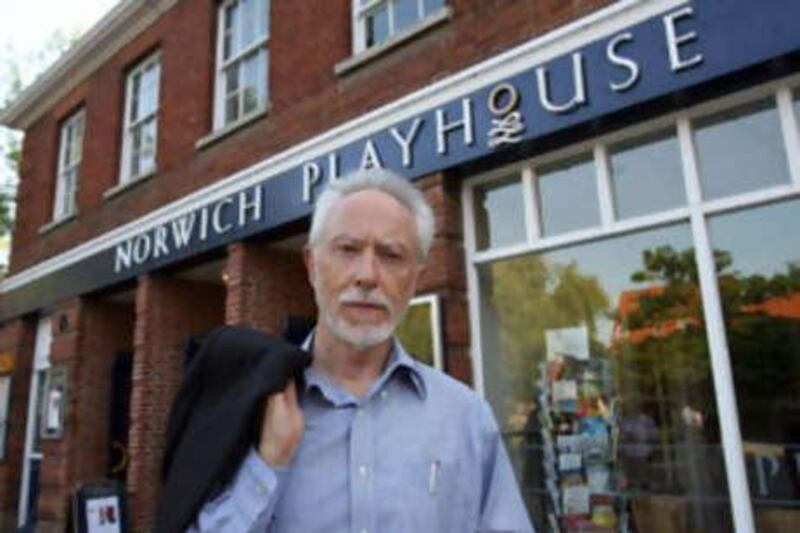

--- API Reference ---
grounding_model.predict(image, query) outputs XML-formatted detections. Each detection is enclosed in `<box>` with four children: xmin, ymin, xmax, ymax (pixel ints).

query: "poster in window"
<box><xmin>40</xmin><ymin>366</ymin><xmax>68</xmax><ymax>440</ymax></box>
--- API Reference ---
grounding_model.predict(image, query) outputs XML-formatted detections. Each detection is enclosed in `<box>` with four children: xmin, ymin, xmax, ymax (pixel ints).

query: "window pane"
<box><xmin>130</xmin><ymin>73</ymin><xmax>141</xmax><ymax>122</ymax></box>
<box><xmin>538</xmin><ymin>155</ymin><xmax>600</xmax><ymax>237</ymax></box>
<box><xmin>139</xmin><ymin>119</ymin><xmax>157</xmax><ymax>175</ymax></box>
<box><xmin>610</xmin><ymin>129</ymin><xmax>685</xmax><ymax>220</ymax></box>
<box><xmin>424</xmin><ymin>0</ymin><xmax>444</xmax><ymax>14</ymax></box>
<box><xmin>473</xmin><ymin>174</ymin><xmax>527</xmax><ymax>251</ymax></box>
<box><xmin>130</xmin><ymin>128</ymin><xmax>142</xmax><ymax>178</ymax></box>
<box><xmin>225</xmin><ymin>63</ymin><xmax>239</xmax><ymax>95</ymax></box>
<box><xmin>225</xmin><ymin>95</ymin><xmax>239</xmax><ymax>124</ymax></box>
<box><xmin>708</xmin><ymin>199</ymin><xmax>800</xmax><ymax>530</ymax></box>
<box><xmin>396</xmin><ymin>300</ymin><xmax>436</xmax><ymax>366</ymax></box>
<box><xmin>224</xmin><ymin>3</ymin><xmax>238</xmax><ymax>58</ymax></box>
<box><xmin>241</xmin><ymin>52</ymin><xmax>262</xmax><ymax>114</ymax></box>
<box><xmin>393</xmin><ymin>0</ymin><xmax>419</xmax><ymax>33</ymax></box>
<box><xmin>366</xmin><ymin>5</ymin><xmax>390</xmax><ymax>48</ymax></box>
<box><xmin>258</xmin><ymin>0</ymin><xmax>269</xmax><ymax>38</ymax></box>
<box><xmin>139</xmin><ymin>63</ymin><xmax>159</xmax><ymax>118</ymax></box>
<box><xmin>240</xmin><ymin>0</ymin><xmax>257</xmax><ymax>49</ymax></box>
<box><xmin>694</xmin><ymin>99</ymin><xmax>790</xmax><ymax>201</ymax></box>
<box><xmin>478</xmin><ymin>223</ymin><xmax>732</xmax><ymax>531</ymax></box>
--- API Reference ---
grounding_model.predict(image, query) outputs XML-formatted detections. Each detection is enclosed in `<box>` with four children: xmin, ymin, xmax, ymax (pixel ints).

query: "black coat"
<box><xmin>155</xmin><ymin>325</ymin><xmax>312</xmax><ymax>533</ymax></box>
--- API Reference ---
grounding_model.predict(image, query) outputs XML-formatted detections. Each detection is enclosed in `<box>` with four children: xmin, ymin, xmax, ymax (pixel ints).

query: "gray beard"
<box><xmin>315</xmin><ymin>292</ymin><xmax>406</xmax><ymax>351</ymax></box>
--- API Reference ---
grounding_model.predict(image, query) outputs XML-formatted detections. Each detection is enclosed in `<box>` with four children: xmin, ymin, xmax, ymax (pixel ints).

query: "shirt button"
<box><xmin>380</xmin><ymin>390</ymin><xmax>389</xmax><ymax>399</ymax></box>
<box><xmin>358</xmin><ymin>465</ymin><xmax>368</xmax><ymax>477</ymax></box>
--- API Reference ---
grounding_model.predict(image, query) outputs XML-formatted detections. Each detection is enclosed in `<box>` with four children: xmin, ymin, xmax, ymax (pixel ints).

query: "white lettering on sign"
<box><xmin>435</xmin><ymin>98</ymin><xmax>475</xmax><ymax>155</ymax></box>
<box><xmin>664</xmin><ymin>6</ymin><xmax>703</xmax><ymax>72</ymax></box>
<box><xmin>389</xmin><ymin>118</ymin><xmax>424</xmax><ymax>167</ymax></box>
<box><xmin>536</xmin><ymin>52</ymin><xmax>587</xmax><ymax>114</ymax></box>
<box><xmin>359</xmin><ymin>139</ymin><xmax>384</xmax><ymax>170</ymax></box>
<box><xmin>302</xmin><ymin>162</ymin><xmax>322</xmax><ymax>204</ymax></box>
<box><xmin>212</xmin><ymin>197</ymin><xmax>234</xmax><ymax>234</ymax></box>
<box><xmin>607</xmin><ymin>32</ymin><xmax>640</xmax><ymax>92</ymax></box>
<box><xmin>238</xmin><ymin>188</ymin><xmax>262</xmax><ymax>227</ymax></box>
<box><xmin>487</xmin><ymin>83</ymin><xmax>525</xmax><ymax>148</ymax></box>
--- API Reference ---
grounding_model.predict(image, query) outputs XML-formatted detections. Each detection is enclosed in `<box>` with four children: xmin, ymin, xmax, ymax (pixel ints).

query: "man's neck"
<box><xmin>311</xmin><ymin>324</ymin><xmax>393</xmax><ymax>399</ymax></box>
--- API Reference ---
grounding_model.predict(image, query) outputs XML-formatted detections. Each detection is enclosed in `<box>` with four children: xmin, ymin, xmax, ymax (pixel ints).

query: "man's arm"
<box><xmin>478</xmin><ymin>400</ymin><xmax>536</xmax><ymax>533</ymax></box>
<box><xmin>187</xmin><ymin>449</ymin><xmax>285</xmax><ymax>532</ymax></box>
<box><xmin>187</xmin><ymin>380</ymin><xmax>304</xmax><ymax>532</ymax></box>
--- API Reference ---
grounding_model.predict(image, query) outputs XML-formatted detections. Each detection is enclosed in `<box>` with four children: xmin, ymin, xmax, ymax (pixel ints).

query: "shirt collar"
<box><xmin>301</xmin><ymin>331</ymin><xmax>427</xmax><ymax>402</ymax></box>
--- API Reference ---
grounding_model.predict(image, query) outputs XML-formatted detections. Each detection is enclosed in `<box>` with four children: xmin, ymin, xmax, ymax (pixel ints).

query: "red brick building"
<box><xmin>0</xmin><ymin>1</ymin><xmax>798</xmax><ymax>531</ymax></box>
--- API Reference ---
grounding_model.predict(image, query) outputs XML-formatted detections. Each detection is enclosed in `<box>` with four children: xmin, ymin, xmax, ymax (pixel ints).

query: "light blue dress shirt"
<box><xmin>190</xmin><ymin>337</ymin><xmax>533</xmax><ymax>532</ymax></box>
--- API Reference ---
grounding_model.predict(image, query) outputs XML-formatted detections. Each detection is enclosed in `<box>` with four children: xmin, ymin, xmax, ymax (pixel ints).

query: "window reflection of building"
<box><xmin>469</xmin><ymin>82</ymin><xmax>800</xmax><ymax>532</ymax></box>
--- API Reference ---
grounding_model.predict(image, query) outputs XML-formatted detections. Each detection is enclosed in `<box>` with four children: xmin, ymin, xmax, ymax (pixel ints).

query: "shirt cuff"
<box><xmin>230</xmin><ymin>447</ymin><xmax>288</xmax><ymax>525</ymax></box>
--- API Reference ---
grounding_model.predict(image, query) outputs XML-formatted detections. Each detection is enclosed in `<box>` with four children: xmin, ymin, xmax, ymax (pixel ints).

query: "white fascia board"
<box><xmin>0</xmin><ymin>0</ymin><xmax>682</xmax><ymax>293</ymax></box>
<box><xmin>0</xmin><ymin>0</ymin><xmax>178</xmax><ymax>130</ymax></box>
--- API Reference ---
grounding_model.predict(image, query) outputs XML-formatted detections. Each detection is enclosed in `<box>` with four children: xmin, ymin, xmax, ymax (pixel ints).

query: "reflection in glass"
<box><xmin>479</xmin><ymin>223</ymin><xmax>732</xmax><ymax>532</ymax></box>
<box><xmin>708</xmin><ymin>199</ymin><xmax>800</xmax><ymax>531</ymax></box>
<box><xmin>396</xmin><ymin>298</ymin><xmax>437</xmax><ymax>367</ymax></box>
<box><xmin>538</xmin><ymin>155</ymin><xmax>600</xmax><ymax>237</ymax></box>
<box><xmin>393</xmin><ymin>0</ymin><xmax>418</xmax><ymax>33</ymax></box>
<box><xmin>366</xmin><ymin>6</ymin><xmax>390</xmax><ymax>47</ymax></box>
<box><xmin>610</xmin><ymin>129</ymin><xmax>686</xmax><ymax>220</ymax></box>
<box><xmin>694</xmin><ymin>99</ymin><xmax>790</xmax><ymax>201</ymax></box>
<box><xmin>474</xmin><ymin>174</ymin><xmax>527</xmax><ymax>251</ymax></box>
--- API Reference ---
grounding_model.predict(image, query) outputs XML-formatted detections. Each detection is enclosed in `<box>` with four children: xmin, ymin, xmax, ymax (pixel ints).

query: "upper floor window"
<box><xmin>53</xmin><ymin>109</ymin><xmax>84</xmax><ymax>221</ymax></box>
<box><xmin>354</xmin><ymin>0</ymin><xmax>445</xmax><ymax>52</ymax></box>
<box><xmin>215</xmin><ymin>0</ymin><xmax>270</xmax><ymax>129</ymax></box>
<box><xmin>120</xmin><ymin>53</ymin><xmax>161</xmax><ymax>183</ymax></box>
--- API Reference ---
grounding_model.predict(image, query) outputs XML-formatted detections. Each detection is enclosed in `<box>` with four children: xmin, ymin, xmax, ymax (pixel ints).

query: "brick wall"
<box><xmin>225</xmin><ymin>243</ymin><xmax>316</xmax><ymax>336</ymax></box>
<box><xmin>128</xmin><ymin>275</ymin><xmax>225</xmax><ymax>531</ymax></box>
<box><xmin>0</xmin><ymin>317</ymin><xmax>36</xmax><ymax>531</ymax></box>
<box><xmin>9</xmin><ymin>0</ymin><xmax>611</xmax><ymax>275</ymax></box>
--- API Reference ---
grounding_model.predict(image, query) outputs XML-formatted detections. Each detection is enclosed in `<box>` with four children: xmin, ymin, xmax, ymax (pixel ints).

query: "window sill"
<box><xmin>335</xmin><ymin>7</ymin><xmax>452</xmax><ymax>77</ymax></box>
<box><xmin>195</xmin><ymin>105</ymin><xmax>270</xmax><ymax>151</ymax></box>
<box><xmin>39</xmin><ymin>212</ymin><xmax>78</xmax><ymax>235</ymax></box>
<box><xmin>103</xmin><ymin>170</ymin><xmax>156</xmax><ymax>201</ymax></box>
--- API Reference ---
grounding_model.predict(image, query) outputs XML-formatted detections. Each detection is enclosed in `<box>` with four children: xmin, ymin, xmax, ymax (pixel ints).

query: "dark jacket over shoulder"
<box><xmin>156</xmin><ymin>325</ymin><xmax>311</xmax><ymax>533</ymax></box>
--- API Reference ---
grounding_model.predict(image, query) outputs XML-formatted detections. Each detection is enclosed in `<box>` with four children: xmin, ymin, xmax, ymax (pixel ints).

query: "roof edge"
<box><xmin>0</xmin><ymin>0</ymin><xmax>178</xmax><ymax>130</ymax></box>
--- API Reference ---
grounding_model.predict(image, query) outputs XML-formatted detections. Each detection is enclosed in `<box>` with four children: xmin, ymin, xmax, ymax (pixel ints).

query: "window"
<box><xmin>396</xmin><ymin>294</ymin><xmax>443</xmax><ymax>369</ymax></box>
<box><xmin>215</xmin><ymin>0</ymin><xmax>270</xmax><ymax>129</ymax></box>
<box><xmin>465</xmin><ymin>82</ymin><xmax>800</xmax><ymax>531</ymax></box>
<box><xmin>354</xmin><ymin>0</ymin><xmax>446</xmax><ymax>53</ymax></box>
<box><xmin>120</xmin><ymin>53</ymin><xmax>160</xmax><ymax>183</ymax></box>
<box><xmin>53</xmin><ymin>110</ymin><xmax>84</xmax><ymax>221</ymax></box>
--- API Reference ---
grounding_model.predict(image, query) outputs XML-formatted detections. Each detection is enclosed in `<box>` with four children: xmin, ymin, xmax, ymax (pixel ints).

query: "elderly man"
<box><xmin>191</xmin><ymin>169</ymin><xmax>533</xmax><ymax>532</ymax></box>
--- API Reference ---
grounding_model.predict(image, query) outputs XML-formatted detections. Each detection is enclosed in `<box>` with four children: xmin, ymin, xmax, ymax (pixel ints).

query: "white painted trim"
<box><xmin>0</xmin><ymin>0</ymin><xmax>765</xmax><ymax>295</ymax></box>
<box><xmin>18</xmin><ymin>317</ymin><xmax>51</xmax><ymax>528</ymax></box>
<box><xmin>521</xmin><ymin>167</ymin><xmax>539</xmax><ymax>243</ymax></box>
<box><xmin>461</xmin><ymin>183</ymin><xmax>485</xmax><ymax>394</ymax></box>
<box><xmin>408</xmin><ymin>293</ymin><xmax>444</xmax><ymax>371</ymax></box>
<box><xmin>594</xmin><ymin>144</ymin><xmax>615</xmax><ymax>226</ymax></box>
<box><xmin>777</xmin><ymin>86</ymin><xmax>800</xmax><ymax>187</ymax></box>
<box><xmin>679</xmin><ymin>115</ymin><xmax>756</xmax><ymax>533</ymax></box>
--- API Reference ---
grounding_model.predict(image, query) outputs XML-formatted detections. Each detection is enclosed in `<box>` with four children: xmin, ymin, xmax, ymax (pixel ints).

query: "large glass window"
<box><xmin>53</xmin><ymin>109</ymin><xmax>84</xmax><ymax>221</ymax></box>
<box><xmin>537</xmin><ymin>155</ymin><xmax>600</xmax><ymax>237</ymax></box>
<box><xmin>120</xmin><ymin>53</ymin><xmax>160</xmax><ymax>183</ymax></box>
<box><xmin>693</xmin><ymin>99</ymin><xmax>790</xmax><ymax>201</ymax></box>
<box><xmin>468</xmin><ymin>81</ymin><xmax>800</xmax><ymax>532</ymax></box>
<box><xmin>396</xmin><ymin>294</ymin><xmax>442</xmax><ymax>368</ymax></box>
<box><xmin>216</xmin><ymin>0</ymin><xmax>269</xmax><ymax>129</ymax></box>
<box><xmin>708</xmin><ymin>199</ymin><xmax>800</xmax><ymax>531</ymax></box>
<box><xmin>473</xmin><ymin>174</ymin><xmax>527</xmax><ymax>251</ymax></box>
<box><xmin>354</xmin><ymin>0</ymin><xmax>447</xmax><ymax>52</ymax></box>
<box><xmin>609</xmin><ymin>129</ymin><xmax>686</xmax><ymax>220</ymax></box>
<box><xmin>479</xmin><ymin>224</ymin><xmax>731</xmax><ymax>531</ymax></box>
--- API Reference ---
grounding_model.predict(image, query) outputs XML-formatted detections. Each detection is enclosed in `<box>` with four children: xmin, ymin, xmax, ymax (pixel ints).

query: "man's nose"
<box><xmin>353</xmin><ymin>250</ymin><xmax>379</xmax><ymax>288</ymax></box>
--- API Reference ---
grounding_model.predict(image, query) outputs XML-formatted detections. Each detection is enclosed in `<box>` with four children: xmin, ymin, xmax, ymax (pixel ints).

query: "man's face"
<box><xmin>305</xmin><ymin>189</ymin><xmax>423</xmax><ymax>350</ymax></box>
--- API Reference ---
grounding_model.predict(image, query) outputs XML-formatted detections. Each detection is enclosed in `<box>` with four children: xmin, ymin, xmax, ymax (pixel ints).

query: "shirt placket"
<box><xmin>349</xmin><ymin>400</ymin><xmax>375</xmax><ymax>533</ymax></box>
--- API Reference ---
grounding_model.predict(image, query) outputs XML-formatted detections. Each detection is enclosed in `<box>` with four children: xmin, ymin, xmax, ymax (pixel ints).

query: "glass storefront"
<box><xmin>468</xmin><ymin>82</ymin><xmax>800</xmax><ymax>532</ymax></box>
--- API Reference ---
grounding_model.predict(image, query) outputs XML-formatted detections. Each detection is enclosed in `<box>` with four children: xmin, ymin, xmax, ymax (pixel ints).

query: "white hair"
<box><xmin>308</xmin><ymin>169</ymin><xmax>435</xmax><ymax>262</ymax></box>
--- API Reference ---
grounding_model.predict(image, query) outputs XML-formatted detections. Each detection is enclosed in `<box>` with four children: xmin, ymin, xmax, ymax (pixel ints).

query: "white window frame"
<box><xmin>53</xmin><ymin>110</ymin><xmax>84</xmax><ymax>221</ymax></box>
<box><xmin>352</xmin><ymin>0</ymin><xmax>447</xmax><ymax>55</ymax></box>
<box><xmin>213</xmin><ymin>0</ymin><xmax>270</xmax><ymax>131</ymax></box>
<box><xmin>119</xmin><ymin>52</ymin><xmax>161</xmax><ymax>184</ymax></box>
<box><xmin>402</xmin><ymin>293</ymin><xmax>444</xmax><ymax>370</ymax></box>
<box><xmin>462</xmin><ymin>73</ymin><xmax>800</xmax><ymax>533</ymax></box>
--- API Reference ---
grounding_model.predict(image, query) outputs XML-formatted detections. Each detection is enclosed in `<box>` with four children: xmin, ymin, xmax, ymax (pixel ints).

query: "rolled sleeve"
<box><xmin>189</xmin><ymin>448</ymin><xmax>288</xmax><ymax>532</ymax></box>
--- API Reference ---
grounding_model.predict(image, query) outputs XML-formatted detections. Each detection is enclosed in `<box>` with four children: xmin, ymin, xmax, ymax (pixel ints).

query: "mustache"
<box><xmin>338</xmin><ymin>288</ymin><xmax>391</xmax><ymax>309</ymax></box>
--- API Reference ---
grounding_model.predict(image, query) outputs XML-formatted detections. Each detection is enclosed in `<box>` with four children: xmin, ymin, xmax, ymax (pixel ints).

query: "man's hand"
<box><xmin>257</xmin><ymin>380</ymin><xmax>304</xmax><ymax>467</ymax></box>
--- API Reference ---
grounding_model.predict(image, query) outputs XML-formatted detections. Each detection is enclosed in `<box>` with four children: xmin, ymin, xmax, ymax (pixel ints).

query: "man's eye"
<box><xmin>336</xmin><ymin>243</ymin><xmax>359</xmax><ymax>254</ymax></box>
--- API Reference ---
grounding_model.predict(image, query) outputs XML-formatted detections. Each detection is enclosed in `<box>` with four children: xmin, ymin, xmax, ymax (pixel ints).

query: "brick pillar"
<box><xmin>225</xmin><ymin>242</ymin><xmax>316</xmax><ymax>336</ymax></box>
<box><xmin>128</xmin><ymin>274</ymin><xmax>225</xmax><ymax>532</ymax></box>
<box><xmin>0</xmin><ymin>317</ymin><xmax>36</xmax><ymax>532</ymax></box>
<box><xmin>37</xmin><ymin>298</ymin><xmax>82</xmax><ymax>531</ymax></box>
<box><xmin>417</xmin><ymin>173</ymin><xmax>472</xmax><ymax>385</ymax></box>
